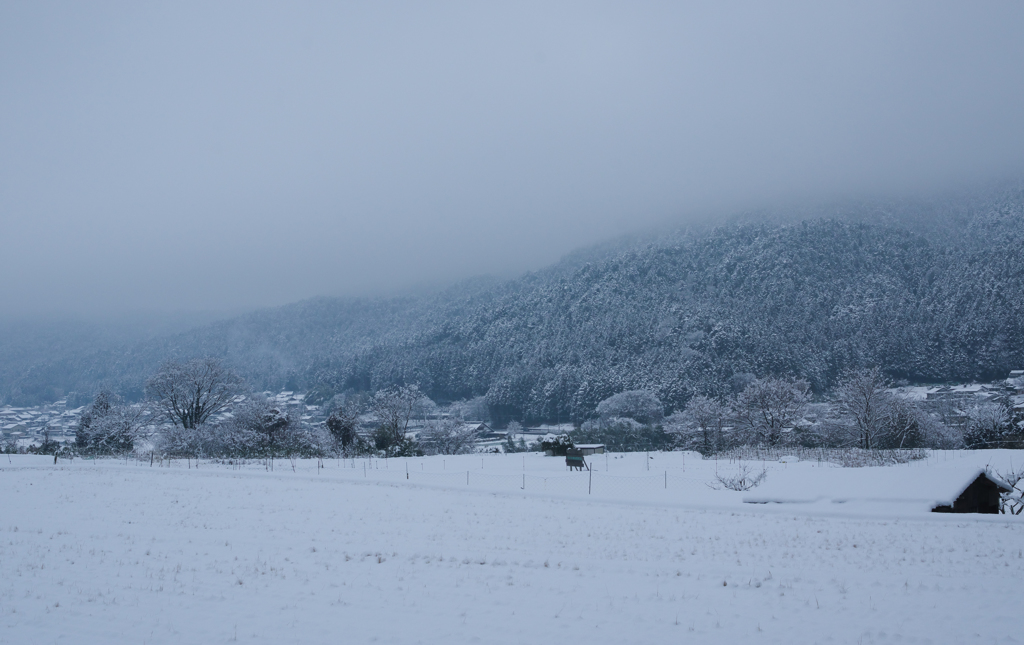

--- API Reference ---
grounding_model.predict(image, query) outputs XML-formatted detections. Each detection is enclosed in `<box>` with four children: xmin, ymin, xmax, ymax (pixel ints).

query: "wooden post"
<box><xmin>588</xmin><ymin>464</ymin><xmax>592</xmax><ymax>495</ymax></box>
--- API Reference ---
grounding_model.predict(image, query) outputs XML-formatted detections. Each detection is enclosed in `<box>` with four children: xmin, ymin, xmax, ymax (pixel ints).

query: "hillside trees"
<box><xmin>5</xmin><ymin>194</ymin><xmax>1024</xmax><ymax>418</ymax></box>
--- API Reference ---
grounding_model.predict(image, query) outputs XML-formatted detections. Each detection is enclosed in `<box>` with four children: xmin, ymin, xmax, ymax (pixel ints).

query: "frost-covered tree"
<box><xmin>146</xmin><ymin>358</ymin><xmax>243</xmax><ymax>429</ymax></box>
<box><xmin>422</xmin><ymin>417</ymin><xmax>478</xmax><ymax>455</ymax></box>
<box><xmin>964</xmin><ymin>401</ymin><xmax>1012</xmax><ymax>448</ymax></box>
<box><xmin>879</xmin><ymin>394</ymin><xmax>928</xmax><ymax>449</ymax></box>
<box><xmin>370</xmin><ymin>385</ymin><xmax>422</xmax><ymax>456</ymax></box>
<box><xmin>595</xmin><ymin>390</ymin><xmax>663</xmax><ymax>425</ymax></box>
<box><xmin>733</xmin><ymin>377</ymin><xmax>810</xmax><ymax>447</ymax></box>
<box><xmin>833</xmin><ymin>368</ymin><xmax>891</xmax><ymax>449</ymax></box>
<box><xmin>325</xmin><ymin>404</ymin><xmax>360</xmax><ymax>450</ymax></box>
<box><xmin>231</xmin><ymin>397</ymin><xmax>290</xmax><ymax>456</ymax></box>
<box><xmin>502</xmin><ymin>421</ymin><xmax>528</xmax><ymax>453</ymax></box>
<box><xmin>449</xmin><ymin>396</ymin><xmax>490</xmax><ymax>422</ymax></box>
<box><xmin>667</xmin><ymin>395</ymin><xmax>728</xmax><ymax>455</ymax></box>
<box><xmin>76</xmin><ymin>390</ymin><xmax>150</xmax><ymax>454</ymax></box>
<box><xmin>160</xmin><ymin>423</ymin><xmax>210</xmax><ymax>462</ymax></box>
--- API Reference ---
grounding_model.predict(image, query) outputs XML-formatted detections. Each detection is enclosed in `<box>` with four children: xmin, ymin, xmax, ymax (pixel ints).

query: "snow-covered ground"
<box><xmin>2</xmin><ymin>450</ymin><xmax>1022</xmax><ymax>644</ymax></box>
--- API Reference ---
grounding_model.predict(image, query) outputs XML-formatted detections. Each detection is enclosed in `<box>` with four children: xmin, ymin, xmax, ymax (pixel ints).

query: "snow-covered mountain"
<box><xmin>4</xmin><ymin>185</ymin><xmax>1023</xmax><ymax>423</ymax></box>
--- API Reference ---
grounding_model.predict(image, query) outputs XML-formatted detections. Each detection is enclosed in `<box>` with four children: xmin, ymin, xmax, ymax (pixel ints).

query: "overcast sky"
<box><xmin>3</xmin><ymin>1</ymin><xmax>1024</xmax><ymax>319</ymax></box>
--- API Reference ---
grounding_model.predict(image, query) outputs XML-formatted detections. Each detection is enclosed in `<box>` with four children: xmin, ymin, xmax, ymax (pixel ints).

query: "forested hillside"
<box><xmin>4</xmin><ymin>187</ymin><xmax>1023</xmax><ymax>423</ymax></box>
<box><xmin>334</xmin><ymin>214</ymin><xmax>1024</xmax><ymax>423</ymax></box>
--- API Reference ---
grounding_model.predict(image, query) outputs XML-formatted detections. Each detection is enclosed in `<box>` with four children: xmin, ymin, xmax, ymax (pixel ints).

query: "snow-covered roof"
<box><xmin>744</xmin><ymin>465</ymin><xmax>1014</xmax><ymax>509</ymax></box>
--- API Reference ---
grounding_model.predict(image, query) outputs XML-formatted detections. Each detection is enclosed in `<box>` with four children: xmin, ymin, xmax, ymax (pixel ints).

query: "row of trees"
<box><xmin>602</xmin><ymin>369</ymin><xmax>1022</xmax><ymax>455</ymax></box>
<box><xmin>71</xmin><ymin>359</ymin><xmax>486</xmax><ymax>460</ymax></box>
<box><xmin>67</xmin><ymin>356</ymin><xmax>1022</xmax><ymax>460</ymax></box>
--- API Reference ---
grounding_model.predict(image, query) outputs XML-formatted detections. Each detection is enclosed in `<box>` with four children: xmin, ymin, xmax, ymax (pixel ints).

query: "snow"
<box><xmin>744</xmin><ymin>451</ymin><xmax>1023</xmax><ymax>511</ymax></box>
<box><xmin>2</xmin><ymin>450</ymin><xmax>1022</xmax><ymax>644</ymax></box>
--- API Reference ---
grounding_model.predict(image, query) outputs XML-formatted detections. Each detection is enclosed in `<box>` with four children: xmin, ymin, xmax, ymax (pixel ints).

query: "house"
<box><xmin>575</xmin><ymin>443</ymin><xmax>605</xmax><ymax>456</ymax></box>
<box><xmin>467</xmin><ymin>423</ymin><xmax>497</xmax><ymax>439</ymax></box>
<box><xmin>931</xmin><ymin>470</ymin><xmax>1013</xmax><ymax>514</ymax></box>
<box><xmin>743</xmin><ymin>464</ymin><xmax>1016</xmax><ymax>515</ymax></box>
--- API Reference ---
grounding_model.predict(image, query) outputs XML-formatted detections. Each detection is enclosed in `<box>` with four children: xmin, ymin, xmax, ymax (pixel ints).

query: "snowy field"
<box><xmin>2</xmin><ymin>450</ymin><xmax>1023</xmax><ymax>644</ymax></box>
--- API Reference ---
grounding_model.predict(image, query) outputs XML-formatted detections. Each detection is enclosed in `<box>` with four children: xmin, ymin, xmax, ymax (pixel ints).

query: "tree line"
<box><xmin>574</xmin><ymin>369</ymin><xmax>1023</xmax><ymax>455</ymax></box>
<box><xmin>58</xmin><ymin>356</ymin><xmax>1024</xmax><ymax>461</ymax></box>
<box><xmin>66</xmin><ymin>358</ymin><xmax>486</xmax><ymax>461</ymax></box>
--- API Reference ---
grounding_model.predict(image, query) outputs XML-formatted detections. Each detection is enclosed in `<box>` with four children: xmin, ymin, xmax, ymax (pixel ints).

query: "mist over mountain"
<box><xmin>3</xmin><ymin>184</ymin><xmax>1023</xmax><ymax>422</ymax></box>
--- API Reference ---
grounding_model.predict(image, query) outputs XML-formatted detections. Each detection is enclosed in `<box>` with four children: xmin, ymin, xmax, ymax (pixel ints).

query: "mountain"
<box><xmin>4</xmin><ymin>184</ymin><xmax>1023</xmax><ymax>423</ymax></box>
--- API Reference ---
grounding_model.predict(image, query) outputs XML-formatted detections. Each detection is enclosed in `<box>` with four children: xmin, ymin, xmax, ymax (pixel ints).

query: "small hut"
<box><xmin>575</xmin><ymin>443</ymin><xmax>605</xmax><ymax>456</ymax></box>
<box><xmin>932</xmin><ymin>470</ymin><xmax>1013</xmax><ymax>514</ymax></box>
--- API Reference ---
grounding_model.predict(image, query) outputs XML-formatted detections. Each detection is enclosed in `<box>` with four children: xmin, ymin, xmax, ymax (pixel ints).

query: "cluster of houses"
<box><xmin>0</xmin><ymin>399</ymin><xmax>84</xmax><ymax>448</ymax></box>
<box><xmin>897</xmin><ymin>370</ymin><xmax>1024</xmax><ymax>432</ymax></box>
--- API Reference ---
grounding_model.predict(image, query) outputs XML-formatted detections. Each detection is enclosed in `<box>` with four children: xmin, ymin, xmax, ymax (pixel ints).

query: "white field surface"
<box><xmin>2</xmin><ymin>450</ymin><xmax>1023</xmax><ymax>644</ymax></box>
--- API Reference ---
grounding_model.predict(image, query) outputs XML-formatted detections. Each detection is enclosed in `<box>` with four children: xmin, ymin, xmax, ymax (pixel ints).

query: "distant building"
<box><xmin>932</xmin><ymin>471</ymin><xmax>1013</xmax><ymax>514</ymax></box>
<box><xmin>575</xmin><ymin>443</ymin><xmax>605</xmax><ymax>455</ymax></box>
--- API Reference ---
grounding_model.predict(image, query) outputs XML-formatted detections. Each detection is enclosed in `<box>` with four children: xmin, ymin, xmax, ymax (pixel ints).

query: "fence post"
<box><xmin>588</xmin><ymin>465</ymin><xmax>592</xmax><ymax>495</ymax></box>
<box><xmin>467</xmin><ymin>470</ymin><xmax>470</xmax><ymax>485</ymax></box>
<box><xmin>665</xmin><ymin>470</ymin><xmax>667</xmax><ymax>489</ymax></box>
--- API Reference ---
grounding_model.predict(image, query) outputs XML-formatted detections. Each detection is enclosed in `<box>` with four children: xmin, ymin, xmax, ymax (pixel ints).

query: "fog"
<box><xmin>3</xmin><ymin>1</ymin><xmax>1023</xmax><ymax>318</ymax></box>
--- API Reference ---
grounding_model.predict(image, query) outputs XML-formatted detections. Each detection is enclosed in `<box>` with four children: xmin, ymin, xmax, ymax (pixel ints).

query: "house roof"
<box><xmin>744</xmin><ymin>464</ymin><xmax>1015</xmax><ymax>508</ymax></box>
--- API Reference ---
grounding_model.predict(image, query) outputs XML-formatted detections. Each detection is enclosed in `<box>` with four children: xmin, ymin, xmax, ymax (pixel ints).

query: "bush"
<box><xmin>539</xmin><ymin>434</ymin><xmax>573</xmax><ymax>456</ymax></box>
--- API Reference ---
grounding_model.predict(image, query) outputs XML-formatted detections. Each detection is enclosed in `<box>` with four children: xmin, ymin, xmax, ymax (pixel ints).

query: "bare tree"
<box><xmin>882</xmin><ymin>394</ymin><xmax>930</xmax><ymax>448</ymax></box>
<box><xmin>733</xmin><ymin>377</ymin><xmax>810</xmax><ymax>447</ymax></box>
<box><xmin>146</xmin><ymin>358</ymin><xmax>243</xmax><ymax>429</ymax></box>
<box><xmin>833</xmin><ymin>368</ymin><xmax>891</xmax><ymax>449</ymax></box>
<box><xmin>370</xmin><ymin>385</ymin><xmax>422</xmax><ymax>455</ymax></box>
<box><xmin>667</xmin><ymin>395</ymin><xmax>728</xmax><ymax>455</ymax></box>
<box><xmin>964</xmin><ymin>401</ymin><xmax>1011</xmax><ymax>448</ymax></box>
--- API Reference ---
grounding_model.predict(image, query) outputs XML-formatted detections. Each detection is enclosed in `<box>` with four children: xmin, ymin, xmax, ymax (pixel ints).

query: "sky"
<box><xmin>3</xmin><ymin>1</ymin><xmax>1024</xmax><ymax>319</ymax></box>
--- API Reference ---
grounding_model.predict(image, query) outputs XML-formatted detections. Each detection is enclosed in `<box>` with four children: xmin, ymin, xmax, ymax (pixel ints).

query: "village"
<box><xmin>4</xmin><ymin>371</ymin><xmax>1022</xmax><ymax>456</ymax></box>
<box><xmin>0</xmin><ymin>389</ymin><xmax>573</xmax><ymax>454</ymax></box>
